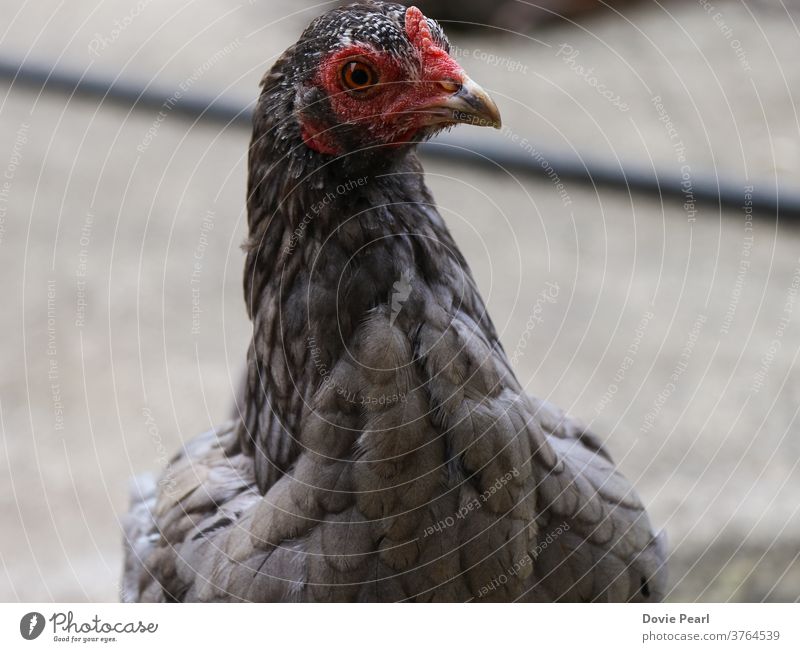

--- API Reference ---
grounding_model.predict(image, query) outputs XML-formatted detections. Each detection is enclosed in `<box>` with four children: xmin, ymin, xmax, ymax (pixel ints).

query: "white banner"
<box><xmin>0</xmin><ymin>603</ymin><xmax>797</xmax><ymax>651</ymax></box>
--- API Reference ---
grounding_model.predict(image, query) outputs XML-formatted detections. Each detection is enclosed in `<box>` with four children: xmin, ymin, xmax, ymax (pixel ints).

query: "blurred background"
<box><xmin>1</xmin><ymin>0</ymin><xmax>799</xmax><ymax>601</ymax></box>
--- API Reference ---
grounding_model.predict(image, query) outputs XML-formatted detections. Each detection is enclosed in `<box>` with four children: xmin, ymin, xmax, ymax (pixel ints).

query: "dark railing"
<box><xmin>2</xmin><ymin>57</ymin><xmax>798</xmax><ymax>220</ymax></box>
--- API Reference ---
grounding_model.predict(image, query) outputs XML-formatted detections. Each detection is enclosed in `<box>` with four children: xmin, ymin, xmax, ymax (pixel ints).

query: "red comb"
<box><xmin>405</xmin><ymin>6</ymin><xmax>444</xmax><ymax>62</ymax></box>
<box><xmin>404</xmin><ymin>5</ymin><xmax>462</xmax><ymax>81</ymax></box>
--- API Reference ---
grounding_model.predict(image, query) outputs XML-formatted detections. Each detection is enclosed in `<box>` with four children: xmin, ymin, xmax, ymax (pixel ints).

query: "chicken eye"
<box><xmin>341</xmin><ymin>61</ymin><xmax>377</xmax><ymax>91</ymax></box>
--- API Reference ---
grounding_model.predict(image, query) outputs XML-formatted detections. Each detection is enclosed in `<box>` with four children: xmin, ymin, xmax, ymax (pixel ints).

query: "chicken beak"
<box><xmin>419</xmin><ymin>75</ymin><xmax>502</xmax><ymax>130</ymax></box>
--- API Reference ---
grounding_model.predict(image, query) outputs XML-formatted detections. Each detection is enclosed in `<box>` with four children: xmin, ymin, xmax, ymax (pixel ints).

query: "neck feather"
<box><xmin>237</xmin><ymin>76</ymin><xmax>506</xmax><ymax>492</ymax></box>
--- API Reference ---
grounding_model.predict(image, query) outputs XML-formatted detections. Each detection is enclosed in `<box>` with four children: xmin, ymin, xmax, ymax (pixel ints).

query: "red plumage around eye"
<box><xmin>340</xmin><ymin>60</ymin><xmax>378</xmax><ymax>92</ymax></box>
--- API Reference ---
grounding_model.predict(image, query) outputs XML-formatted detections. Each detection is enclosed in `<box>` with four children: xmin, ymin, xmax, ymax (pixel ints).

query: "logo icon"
<box><xmin>20</xmin><ymin>612</ymin><xmax>45</xmax><ymax>640</ymax></box>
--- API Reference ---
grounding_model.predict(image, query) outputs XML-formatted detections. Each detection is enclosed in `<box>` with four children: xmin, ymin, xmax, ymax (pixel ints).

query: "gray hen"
<box><xmin>122</xmin><ymin>1</ymin><xmax>667</xmax><ymax>602</ymax></box>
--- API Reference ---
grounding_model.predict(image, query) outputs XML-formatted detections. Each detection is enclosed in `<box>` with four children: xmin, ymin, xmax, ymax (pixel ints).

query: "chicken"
<box><xmin>122</xmin><ymin>1</ymin><xmax>667</xmax><ymax>602</ymax></box>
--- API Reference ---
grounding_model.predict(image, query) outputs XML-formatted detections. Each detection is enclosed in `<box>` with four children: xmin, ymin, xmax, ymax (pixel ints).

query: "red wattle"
<box><xmin>300</xmin><ymin>120</ymin><xmax>340</xmax><ymax>155</ymax></box>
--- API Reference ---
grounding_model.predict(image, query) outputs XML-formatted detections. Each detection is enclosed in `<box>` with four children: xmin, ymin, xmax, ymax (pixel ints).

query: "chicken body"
<box><xmin>123</xmin><ymin>2</ymin><xmax>667</xmax><ymax>602</ymax></box>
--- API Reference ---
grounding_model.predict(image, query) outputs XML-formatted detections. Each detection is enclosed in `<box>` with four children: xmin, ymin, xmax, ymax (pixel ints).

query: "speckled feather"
<box><xmin>122</xmin><ymin>1</ymin><xmax>667</xmax><ymax>602</ymax></box>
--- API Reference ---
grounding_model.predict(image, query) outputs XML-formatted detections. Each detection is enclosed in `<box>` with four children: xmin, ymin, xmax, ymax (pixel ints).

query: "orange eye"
<box><xmin>341</xmin><ymin>60</ymin><xmax>378</xmax><ymax>91</ymax></box>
